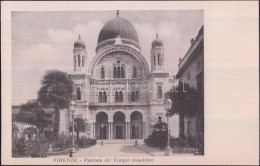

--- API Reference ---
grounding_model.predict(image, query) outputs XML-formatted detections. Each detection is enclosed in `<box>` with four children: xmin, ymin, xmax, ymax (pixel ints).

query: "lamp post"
<box><xmin>101</xmin><ymin>123</ymin><xmax>104</xmax><ymax>146</ymax></box>
<box><xmin>69</xmin><ymin>100</ymin><xmax>76</xmax><ymax>157</ymax></box>
<box><xmin>134</xmin><ymin>124</ymin><xmax>138</xmax><ymax>145</ymax></box>
<box><xmin>164</xmin><ymin>98</ymin><xmax>173</xmax><ymax>156</ymax></box>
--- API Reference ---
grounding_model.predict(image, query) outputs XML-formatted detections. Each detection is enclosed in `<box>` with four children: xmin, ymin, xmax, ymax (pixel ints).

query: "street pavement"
<box><xmin>48</xmin><ymin>142</ymin><xmax>194</xmax><ymax>158</ymax></box>
<box><xmin>48</xmin><ymin>143</ymin><xmax>151</xmax><ymax>157</ymax></box>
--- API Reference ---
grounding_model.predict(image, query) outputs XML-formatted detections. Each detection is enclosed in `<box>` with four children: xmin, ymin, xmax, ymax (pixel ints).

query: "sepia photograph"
<box><xmin>11</xmin><ymin>10</ymin><xmax>204</xmax><ymax>158</ymax></box>
<box><xmin>2</xmin><ymin>1</ymin><xmax>259</xmax><ymax>165</ymax></box>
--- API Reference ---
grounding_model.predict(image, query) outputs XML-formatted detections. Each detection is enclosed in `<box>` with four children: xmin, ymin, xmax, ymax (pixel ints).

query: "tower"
<box><xmin>150</xmin><ymin>33</ymin><xmax>164</xmax><ymax>72</ymax></box>
<box><xmin>73</xmin><ymin>35</ymin><xmax>87</xmax><ymax>73</ymax></box>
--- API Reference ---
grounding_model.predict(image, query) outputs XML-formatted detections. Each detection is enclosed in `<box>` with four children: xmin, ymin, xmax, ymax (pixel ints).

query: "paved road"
<box><xmin>49</xmin><ymin>143</ymin><xmax>151</xmax><ymax>157</ymax></box>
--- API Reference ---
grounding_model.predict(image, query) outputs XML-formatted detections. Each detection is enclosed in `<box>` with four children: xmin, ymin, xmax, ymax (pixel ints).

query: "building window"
<box><xmin>157</xmin><ymin>86</ymin><xmax>162</xmax><ymax>99</ymax></box>
<box><xmin>158</xmin><ymin>116</ymin><xmax>162</xmax><ymax>123</ymax></box>
<box><xmin>121</xmin><ymin>66</ymin><xmax>125</xmax><ymax>78</ymax></box>
<box><xmin>101</xmin><ymin>67</ymin><xmax>105</xmax><ymax>79</ymax></box>
<box><xmin>117</xmin><ymin>66</ymin><xmax>120</xmax><ymax>78</ymax></box>
<box><xmin>115</xmin><ymin>91</ymin><xmax>119</xmax><ymax>102</ymax></box>
<box><xmin>113</xmin><ymin>65</ymin><xmax>125</xmax><ymax>79</ymax></box>
<box><xmin>187</xmin><ymin>70</ymin><xmax>191</xmax><ymax>80</ymax></box>
<box><xmin>74</xmin><ymin>56</ymin><xmax>76</xmax><ymax>68</ymax></box>
<box><xmin>131</xmin><ymin>91</ymin><xmax>135</xmax><ymax>102</ymax></box>
<box><xmin>153</xmin><ymin>54</ymin><xmax>156</xmax><ymax>66</ymax></box>
<box><xmin>115</xmin><ymin>91</ymin><xmax>123</xmax><ymax>103</ymax></box>
<box><xmin>103</xmin><ymin>91</ymin><xmax>107</xmax><ymax>103</ymax></box>
<box><xmin>135</xmin><ymin>91</ymin><xmax>139</xmax><ymax>101</ymax></box>
<box><xmin>133</xmin><ymin>67</ymin><xmax>137</xmax><ymax>78</ymax></box>
<box><xmin>113</xmin><ymin>66</ymin><xmax>117</xmax><ymax>78</ymax></box>
<box><xmin>157</xmin><ymin>53</ymin><xmax>160</xmax><ymax>66</ymax></box>
<box><xmin>77</xmin><ymin>55</ymin><xmax>81</xmax><ymax>67</ymax></box>
<box><xmin>99</xmin><ymin>92</ymin><xmax>102</xmax><ymax>103</ymax></box>
<box><xmin>187</xmin><ymin>121</ymin><xmax>191</xmax><ymax>135</ymax></box>
<box><xmin>119</xmin><ymin>91</ymin><xmax>123</xmax><ymax>102</ymax></box>
<box><xmin>77</xmin><ymin>87</ymin><xmax>81</xmax><ymax>100</ymax></box>
<box><xmin>82</xmin><ymin>56</ymin><xmax>85</xmax><ymax>67</ymax></box>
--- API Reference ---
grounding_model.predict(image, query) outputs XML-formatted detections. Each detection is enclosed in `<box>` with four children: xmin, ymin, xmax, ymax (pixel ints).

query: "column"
<box><xmin>111</xmin><ymin>122</ymin><xmax>114</xmax><ymax>140</ymax></box>
<box><xmin>108</xmin><ymin>122</ymin><xmax>111</xmax><ymax>140</ymax></box>
<box><xmin>143</xmin><ymin>121</ymin><xmax>145</xmax><ymax>139</ymax></box>
<box><xmin>128</xmin><ymin>122</ymin><xmax>131</xmax><ymax>140</ymax></box>
<box><xmin>125</xmin><ymin>122</ymin><xmax>127</xmax><ymax>140</ymax></box>
<box><xmin>93</xmin><ymin>122</ymin><xmax>96</xmax><ymax>139</ymax></box>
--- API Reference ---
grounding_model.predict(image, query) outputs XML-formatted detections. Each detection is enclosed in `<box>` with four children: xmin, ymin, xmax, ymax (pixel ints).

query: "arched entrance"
<box><xmin>96</xmin><ymin>112</ymin><xmax>108</xmax><ymax>140</ymax></box>
<box><xmin>113</xmin><ymin>111</ymin><xmax>126</xmax><ymax>139</ymax></box>
<box><xmin>130</xmin><ymin>111</ymin><xmax>143</xmax><ymax>139</ymax></box>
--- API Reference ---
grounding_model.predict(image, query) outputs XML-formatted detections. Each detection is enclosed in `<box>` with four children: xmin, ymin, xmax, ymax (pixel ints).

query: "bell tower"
<box><xmin>150</xmin><ymin>33</ymin><xmax>164</xmax><ymax>73</ymax></box>
<box><xmin>73</xmin><ymin>35</ymin><xmax>87</xmax><ymax>73</ymax></box>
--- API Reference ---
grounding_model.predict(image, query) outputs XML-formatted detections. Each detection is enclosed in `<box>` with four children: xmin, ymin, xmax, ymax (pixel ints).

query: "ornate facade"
<box><xmin>68</xmin><ymin>12</ymin><xmax>179</xmax><ymax>140</ymax></box>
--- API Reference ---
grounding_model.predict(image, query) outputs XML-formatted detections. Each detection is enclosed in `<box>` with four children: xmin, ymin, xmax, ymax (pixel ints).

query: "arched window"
<box><xmin>157</xmin><ymin>53</ymin><xmax>160</xmax><ymax>66</ymax></box>
<box><xmin>103</xmin><ymin>91</ymin><xmax>107</xmax><ymax>103</ymax></box>
<box><xmin>136</xmin><ymin>91</ymin><xmax>139</xmax><ymax>102</ymax></box>
<box><xmin>121</xmin><ymin>66</ymin><xmax>125</xmax><ymax>78</ymax></box>
<box><xmin>74</xmin><ymin>56</ymin><xmax>76</xmax><ymax>68</ymax></box>
<box><xmin>99</xmin><ymin>92</ymin><xmax>103</xmax><ymax>103</ymax></box>
<box><xmin>77</xmin><ymin>87</ymin><xmax>81</xmax><ymax>100</ymax></box>
<box><xmin>115</xmin><ymin>91</ymin><xmax>118</xmax><ymax>103</ymax></box>
<box><xmin>131</xmin><ymin>91</ymin><xmax>135</xmax><ymax>102</ymax></box>
<box><xmin>158</xmin><ymin>116</ymin><xmax>162</xmax><ymax>123</ymax></box>
<box><xmin>82</xmin><ymin>56</ymin><xmax>85</xmax><ymax>67</ymax></box>
<box><xmin>133</xmin><ymin>67</ymin><xmax>137</xmax><ymax>78</ymax></box>
<box><xmin>117</xmin><ymin>66</ymin><xmax>121</xmax><ymax>78</ymax></box>
<box><xmin>78</xmin><ymin>55</ymin><xmax>81</xmax><ymax>67</ymax></box>
<box><xmin>119</xmin><ymin>91</ymin><xmax>123</xmax><ymax>102</ymax></box>
<box><xmin>157</xmin><ymin>86</ymin><xmax>162</xmax><ymax>99</ymax></box>
<box><xmin>101</xmin><ymin>67</ymin><xmax>105</xmax><ymax>79</ymax></box>
<box><xmin>153</xmin><ymin>55</ymin><xmax>156</xmax><ymax>66</ymax></box>
<box><xmin>113</xmin><ymin>66</ymin><xmax>117</xmax><ymax>78</ymax></box>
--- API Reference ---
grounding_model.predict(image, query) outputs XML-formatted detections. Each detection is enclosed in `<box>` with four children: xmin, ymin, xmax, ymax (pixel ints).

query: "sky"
<box><xmin>12</xmin><ymin>10</ymin><xmax>203</xmax><ymax>105</ymax></box>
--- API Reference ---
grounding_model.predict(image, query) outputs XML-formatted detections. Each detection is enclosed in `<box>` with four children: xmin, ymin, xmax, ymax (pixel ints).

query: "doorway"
<box><xmin>99</xmin><ymin>126</ymin><xmax>107</xmax><ymax>139</ymax></box>
<box><xmin>116</xmin><ymin>126</ymin><xmax>123</xmax><ymax>139</ymax></box>
<box><xmin>131</xmin><ymin>125</ymin><xmax>139</xmax><ymax>139</ymax></box>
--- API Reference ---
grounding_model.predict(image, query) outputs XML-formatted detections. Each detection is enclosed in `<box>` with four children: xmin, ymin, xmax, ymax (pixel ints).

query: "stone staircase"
<box><xmin>96</xmin><ymin>139</ymin><xmax>144</xmax><ymax>144</ymax></box>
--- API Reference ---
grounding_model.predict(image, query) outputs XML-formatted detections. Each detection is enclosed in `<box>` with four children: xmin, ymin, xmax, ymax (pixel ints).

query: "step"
<box><xmin>96</xmin><ymin>139</ymin><xmax>144</xmax><ymax>144</ymax></box>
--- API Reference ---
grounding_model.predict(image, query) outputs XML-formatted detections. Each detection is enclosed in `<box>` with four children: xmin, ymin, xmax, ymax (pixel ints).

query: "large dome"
<box><xmin>98</xmin><ymin>17</ymin><xmax>139</xmax><ymax>44</ymax></box>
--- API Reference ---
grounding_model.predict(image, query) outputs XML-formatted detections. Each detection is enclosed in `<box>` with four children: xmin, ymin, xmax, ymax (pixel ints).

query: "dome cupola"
<box><xmin>96</xmin><ymin>10</ymin><xmax>140</xmax><ymax>52</ymax></box>
<box><xmin>74</xmin><ymin>35</ymin><xmax>85</xmax><ymax>49</ymax></box>
<box><xmin>152</xmin><ymin>33</ymin><xmax>163</xmax><ymax>48</ymax></box>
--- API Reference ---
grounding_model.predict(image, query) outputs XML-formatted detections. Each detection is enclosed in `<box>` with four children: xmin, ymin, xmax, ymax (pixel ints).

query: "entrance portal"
<box><xmin>130</xmin><ymin>111</ymin><xmax>143</xmax><ymax>139</ymax></box>
<box><xmin>99</xmin><ymin>126</ymin><xmax>107</xmax><ymax>139</ymax></box>
<box><xmin>96</xmin><ymin>112</ymin><xmax>108</xmax><ymax>140</ymax></box>
<box><xmin>113</xmin><ymin>111</ymin><xmax>126</xmax><ymax>139</ymax></box>
<box><xmin>116</xmin><ymin>126</ymin><xmax>123</xmax><ymax>139</ymax></box>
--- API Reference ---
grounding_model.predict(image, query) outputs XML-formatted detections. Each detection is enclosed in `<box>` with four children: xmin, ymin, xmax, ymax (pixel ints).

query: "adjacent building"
<box><xmin>176</xmin><ymin>26</ymin><xmax>204</xmax><ymax>138</ymax></box>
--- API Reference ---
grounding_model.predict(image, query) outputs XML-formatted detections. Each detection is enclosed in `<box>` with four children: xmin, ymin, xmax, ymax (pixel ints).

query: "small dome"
<box><xmin>152</xmin><ymin>33</ymin><xmax>163</xmax><ymax>48</ymax></box>
<box><xmin>74</xmin><ymin>35</ymin><xmax>85</xmax><ymax>49</ymax></box>
<box><xmin>98</xmin><ymin>17</ymin><xmax>139</xmax><ymax>44</ymax></box>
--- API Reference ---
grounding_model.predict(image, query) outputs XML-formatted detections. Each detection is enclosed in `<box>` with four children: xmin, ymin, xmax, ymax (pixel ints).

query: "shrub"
<box><xmin>12</xmin><ymin>134</ymin><xmax>49</xmax><ymax>158</ymax></box>
<box><xmin>25</xmin><ymin>134</ymin><xmax>49</xmax><ymax>157</ymax></box>
<box><xmin>12</xmin><ymin>137</ymin><xmax>28</xmax><ymax>157</ymax></box>
<box><xmin>77</xmin><ymin>136</ymin><xmax>96</xmax><ymax>148</ymax></box>
<box><xmin>52</xmin><ymin>135</ymin><xmax>72</xmax><ymax>151</ymax></box>
<box><xmin>144</xmin><ymin>121</ymin><xmax>168</xmax><ymax>149</ymax></box>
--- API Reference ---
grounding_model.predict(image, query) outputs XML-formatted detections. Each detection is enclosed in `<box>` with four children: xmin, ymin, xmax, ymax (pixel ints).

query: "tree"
<box><xmin>166</xmin><ymin>83</ymin><xmax>203</xmax><ymax>139</ymax></box>
<box><xmin>166</xmin><ymin>83</ymin><xmax>202</xmax><ymax>117</ymax></box>
<box><xmin>14</xmin><ymin>101</ymin><xmax>50</xmax><ymax>133</ymax></box>
<box><xmin>38</xmin><ymin>70</ymin><xmax>73</xmax><ymax>139</ymax></box>
<box><xmin>70</xmin><ymin>117</ymin><xmax>87</xmax><ymax>141</ymax></box>
<box><xmin>34</xmin><ymin>110</ymin><xmax>51</xmax><ymax>133</ymax></box>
